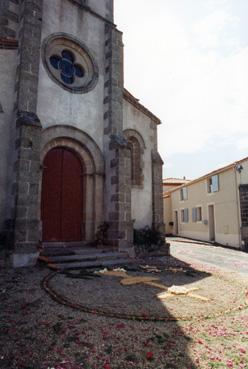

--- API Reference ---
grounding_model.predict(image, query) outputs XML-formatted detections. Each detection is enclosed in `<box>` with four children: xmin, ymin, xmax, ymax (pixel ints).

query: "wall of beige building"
<box><xmin>166</xmin><ymin>164</ymin><xmax>248</xmax><ymax>249</ymax></box>
<box><xmin>163</xmin><ymin>196</ymin><xmax>172</xmax><ymax>235</ymax></box>
<box><xmin>123</xmin><ymin>99</ymin><xmax>157</xmax><ymax>229</ymax></box>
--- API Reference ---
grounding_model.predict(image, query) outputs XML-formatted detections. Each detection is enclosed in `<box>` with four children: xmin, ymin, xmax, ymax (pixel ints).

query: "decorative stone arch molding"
<box><xmin>123</xmin><ymin>129</ymin><xmax>146</xmax><ymax>149</ymax></box>
<box><xmin>123</xmin><ymin>129</ymin><xmax>145</xmax><ymax>187</ymax></box>
<box><xmin>41</xmin><ymin>125</ymin><xmax>104</xmax><ymax>242</ymax></box>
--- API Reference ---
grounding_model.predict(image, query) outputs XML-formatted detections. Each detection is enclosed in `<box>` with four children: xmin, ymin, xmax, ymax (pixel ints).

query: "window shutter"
<box><xmin>185</xmin><ymin>208</ymin><xmax>189</xmax><ymax>222</ymax></box>
<box><xmin>192</xmin><ymin>208</ymin><xmax>196</xmax><ymax>222</ymax></box>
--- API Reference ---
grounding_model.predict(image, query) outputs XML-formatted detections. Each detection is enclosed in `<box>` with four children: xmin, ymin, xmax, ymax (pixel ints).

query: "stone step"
<box><xmin>47</xmin><ymin>251</ymin><xmax>126</xmax><ymax>263</ymax></box>
<box><xmin>42</xmin><ymin>242</ymin><xmax>86</xmax><ymax>248</ymax></box>
<box><xmin>49</xmin><ymin>258</ymin><xmax>131</xmax><ymax>270</ymax></box>
<box><xmin>40</xmin><ymin>249</ymin><xmax>76</xmax><ymax>257</ymax></box>
<box><xmin>40</xmin><ymin>247</ymin><xmax>117</xmax><ymax>257</ymax></box>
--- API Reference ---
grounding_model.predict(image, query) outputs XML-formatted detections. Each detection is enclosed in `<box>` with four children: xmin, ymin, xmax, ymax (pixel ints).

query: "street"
<box><xmin>168</xmin><ymin>237</ymin><xmax>248</xmax><ymax>277</ymax></box>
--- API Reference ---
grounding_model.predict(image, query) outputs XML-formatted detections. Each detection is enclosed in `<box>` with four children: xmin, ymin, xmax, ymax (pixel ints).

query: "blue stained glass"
<box><xmin>62</xmin><ymin>49</ymin><xmax>75</xmax><ymax>62</ymax></box>
<box><xmin>49</xmin><ymin>49</ymin><xmax>85</xmax><ymax>86</ymax></box>
<box><xmin>50</xmin><ymin>55</ymin><xmax>61</xmax><ymax>69</ymax></box>
<box><xmin>74</xmin><ymin>64</ymin><xmax>85</xmax><ymax>78</ymax></box>
<box><xmin>61</xmin><ymin>73</ymin><xmax>74</xmax><ymax>85</ymax></box>
<box><xmin>60</xmin><ymin>59</ymin><xmax>75</xmax><ymax>78</ymax></box>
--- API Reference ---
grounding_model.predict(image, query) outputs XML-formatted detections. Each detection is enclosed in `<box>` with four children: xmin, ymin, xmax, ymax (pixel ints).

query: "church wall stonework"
<box><xmin>0</xmin><ymin>49</ymin><xmax>17</xmax><ymax>230</ymax></box>
<box><xmin>13</xmin><ymin>0</ymin><xmax>44</xmax><ymax>266</ymax></box>
<box><xmin>103</xmin><ymin>25</ymin><xmax>133</xmax><ymax>251</ymax></box>
<box><xmin>66</xmin><ymin>0</ymin><xmax>113</xmax><ymax>22</ymax></box>
<box><xmin>0</xmin><ymin>0</ymin><xmax>19</xmax><ymax>240</ymax></box>
<box><xmin>123</xmin><ymin>99</ymin><xmax>156</xmax><ymax>229</ymax></box>
<box><xmin>37</xmin><ymin>0</ymin><xmax>107</xmax><ymax>151</ymax></box>
<box><xmin>0</xmin><ymin>0</ymin><xmax>164</xmax><ymax>266</ymax></box>
<box><xmin>0</xmin><ymin>0</ymin><xmax>19</xmax><ymax>39</ymax></box>
<box><xmin>89</xmin><ymin>0</ymin><xmax>113</xmax><ymax>21</ymax></box>
<box><xmin>1</xmin><ymin>0</ymin><xmax>44</xmax><ymax>267</ymax></box>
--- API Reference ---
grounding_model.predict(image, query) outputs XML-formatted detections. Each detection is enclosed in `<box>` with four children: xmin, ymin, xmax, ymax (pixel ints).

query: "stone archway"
<box><xmin>123</xmin><ymin>129</ymin><xmax>146</xmax><ymax>188</ymax></box>
<box><xmin>41</xmin><ymin>147</ymin><xmax>85</xmax><ymax>242</ymax></box>
<box><xmin>40</xmin><ymin>126</ymin><xmax>104</xmax><ymax>243</ymax></box>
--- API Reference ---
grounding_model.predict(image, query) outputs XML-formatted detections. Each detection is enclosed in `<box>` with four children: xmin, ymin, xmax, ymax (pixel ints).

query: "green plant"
<box><xmin>133</xmin><ymin>225</ymin><xmax>164</xmax><ymax>252</ymax></box>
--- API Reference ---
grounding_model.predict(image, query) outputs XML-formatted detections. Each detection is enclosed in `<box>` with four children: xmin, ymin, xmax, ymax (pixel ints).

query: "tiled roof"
<box><xmin>163</xmin><ymin>178</ymin><xmax>190</xmax><ymax>184</ymax></box>
<box><xmin>0</xmin><ymin>37</ymin><xmax>18</xmax><ymax>49</ymax></box>
<box><xmin>167</xmin><ymin>156</ymin><xmax>248</xmax><ymax>194</ymax></box>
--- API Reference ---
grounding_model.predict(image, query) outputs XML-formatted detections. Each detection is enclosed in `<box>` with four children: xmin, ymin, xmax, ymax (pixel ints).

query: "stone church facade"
<box><xmin>0</xmin><ymin>0</ymin><xmax>164</xmax><ymax>267</ymax></box>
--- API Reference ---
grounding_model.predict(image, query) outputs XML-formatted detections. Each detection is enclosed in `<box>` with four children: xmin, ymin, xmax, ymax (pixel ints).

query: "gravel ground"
<box><xmin>0</xmin><ymin>259</ymin><xmax>248</xmax><ymax>369</ymax></box>
<box><xmin>49</xmin><ymin>267</ymin><xmax>246</xmax><ymax>320</ymax></box>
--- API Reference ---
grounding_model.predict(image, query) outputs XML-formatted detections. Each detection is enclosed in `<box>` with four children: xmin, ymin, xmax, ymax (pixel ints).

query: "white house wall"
<box><xmin>164</xmin><ymin>197</ymin><xmax>172</xmax><ymax>234</ymax></box>
<box><xmin>170</xmin><ymin>167</ymin><xmax>242</xmax><ymax>248</ymax></box>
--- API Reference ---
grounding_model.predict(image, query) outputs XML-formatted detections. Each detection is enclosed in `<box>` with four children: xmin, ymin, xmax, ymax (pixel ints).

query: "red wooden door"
<box><xmin>41</xmin><ymin>148</ymin><xmax>84</xmax><ymax>242</ymax></box>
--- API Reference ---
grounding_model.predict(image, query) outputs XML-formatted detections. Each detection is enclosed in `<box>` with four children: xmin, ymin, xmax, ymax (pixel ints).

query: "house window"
<box><xmin>181</xmin><ymin>208</ymin><xmax>189</xmax><ymax>223</ymax></box>
<box><xmin>192</xmin><ymin>207</ymin><xmax>202</xmax><ymax>222</ymax></box>
<box><xmin>208</xmin><ymin>175</ymin><xmax>219</xmax><ymax>193</ymax></box>
<box><xmin>180</xmin><ymin>187</ymin><xmax>188</xmax><ymax>201</ymax></box>
<box><xmin>128</xmin><ymin>136</ymin><xmax>142</xmax><ymax>186</ymax></box>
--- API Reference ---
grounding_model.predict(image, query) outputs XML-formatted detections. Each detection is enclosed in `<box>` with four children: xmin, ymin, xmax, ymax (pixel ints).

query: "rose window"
<box><xmin>42</xmin><ymin>33</ymin><xmax>99</xmax><ymax>93</ymax></box>
<box><xmin>49</xmin><ymin>50</ymin><xmax>85</xmax><ymax>85</ymax></box>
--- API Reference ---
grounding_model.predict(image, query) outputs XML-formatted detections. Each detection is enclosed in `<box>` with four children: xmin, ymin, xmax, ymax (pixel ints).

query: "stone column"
<box><xmin>152</xmin><ymin>151</ymin><xmax>165</xmax><ymax>234</ymax></box>
<box><xmin>103</xmin><ymin>25</ymin><xmax>133</xmax><ymax>254</ymax></box>
<box><xmin>10</xmin><ymin>0</ymin><xmax>44</xmax><ymax>266</ymax></box>
<box><xmin>84</xmin><ymin>173</ymin><xmax>95</xmax><ymax>241</ymax></box>
<box><xmin>94</xmin><ymin>173</ymin><xmax>104</xmax><ymax>232</ymax></box>
<box><xmin>12</xmin><ymin>112</ymin><xmax>42</xmax><ymax>267</ymax></box>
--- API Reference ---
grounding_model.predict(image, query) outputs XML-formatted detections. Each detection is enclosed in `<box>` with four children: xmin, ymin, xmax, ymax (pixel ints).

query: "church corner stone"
<box><xmin>12</xmin><ymin>111</ymin><xmax>42</xmax><ymax>267</ymax></box>
<box><xmin>152</xmin><ymin>150</ymin><xmax>165</xmax><ymax>234</ymax></box>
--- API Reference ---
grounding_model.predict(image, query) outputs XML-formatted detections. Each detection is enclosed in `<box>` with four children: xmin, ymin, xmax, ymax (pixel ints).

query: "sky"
<box><xmin>114</xmin><ymin>0</ymin><xmax>248</xmax><ymax>180</ymax></box>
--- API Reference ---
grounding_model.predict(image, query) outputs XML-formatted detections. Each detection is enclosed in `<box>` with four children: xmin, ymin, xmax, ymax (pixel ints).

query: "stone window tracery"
<box><xmin>50</xmin><ymin>49</ymin><xmax>85</xmax><ymax>85</ymax></box>
<box><xmin>42</xmin><ymin>33</ymin><xmax>99</xmax><ymax>93</ymax></box>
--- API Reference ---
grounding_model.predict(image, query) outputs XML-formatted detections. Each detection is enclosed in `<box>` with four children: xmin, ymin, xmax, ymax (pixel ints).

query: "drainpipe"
<box><xmin>234</xmin><ymin>166</ymin><xmax>242</xmax><ymax>249</ymax></box>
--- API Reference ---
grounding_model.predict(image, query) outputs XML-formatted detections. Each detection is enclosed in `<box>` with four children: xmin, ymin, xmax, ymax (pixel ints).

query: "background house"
<box><xmin>163</xmin><ymin>178</ymin><xmax>190</xmax><ymax>236</ymax></box>
<box><xmin>164</xmin><ymin>157</ymin><xmax>248</xmax><ymax>250</ymax></box>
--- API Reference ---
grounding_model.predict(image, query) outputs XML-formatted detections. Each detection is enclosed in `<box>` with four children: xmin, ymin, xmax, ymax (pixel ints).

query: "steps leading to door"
<box><xmin>46</xmin><ymin>251</ymin><xmax>126</xmax><ymax>263</ymax></box>
<box><xmin>39</xmin><ymin>245</ymin><xmax>133</xmax><ymax>270</ymax></box>
<box><xmin>49</xmin><ymin>258</ymin><xmax>131</xmax><ymax>271</ymax></box>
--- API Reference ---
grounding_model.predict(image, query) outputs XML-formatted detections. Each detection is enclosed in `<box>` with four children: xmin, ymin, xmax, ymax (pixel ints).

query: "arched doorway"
<box><xmin>41</xmin><ymin>147</ymin><xmax>84</xmax><ymax>242</ymax></box>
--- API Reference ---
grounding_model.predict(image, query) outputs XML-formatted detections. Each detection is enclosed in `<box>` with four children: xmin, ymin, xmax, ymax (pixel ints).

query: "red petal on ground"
<box><xmin>103</xmin><ymin>363</ymin><xmax>111</xmax><ymax>369</ymax></box>
<box><xmin>115</xmin><ymin>323</ymin><xmax>126</xmax><ymax>329</ymax></box>
<box><xmin>226</xmin><ymin>359</ymin><xmax>234</xmax><ymax>368</ymax></box>
<box><xmin>146</xmin><ymin>351</ymin><xmax>154</xmax><ymax>360</ymax></box>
